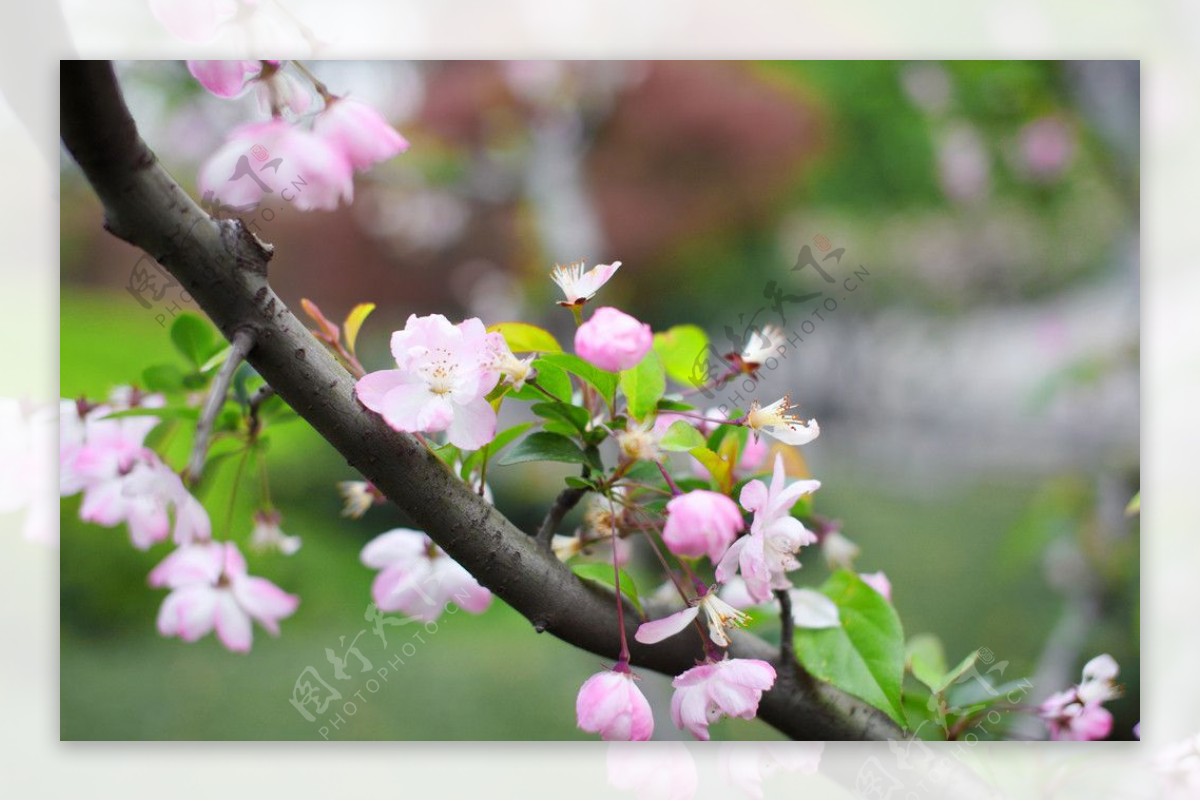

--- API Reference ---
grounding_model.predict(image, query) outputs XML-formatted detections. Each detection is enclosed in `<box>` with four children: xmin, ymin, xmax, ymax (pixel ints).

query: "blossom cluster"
<box><xmin>60</xmin><ymin>389</ymin><xmax>298</xmax><ymax>652</ymax></box>
<box><xmin>348</xmin><ymin>256</ymin><xmax>858</xmax><ymax>741</ymax></box>
<box><xmin>187</xmin><ymin>60</ymin><xmax>409</xmax><ymax>212</ymax></box>
<box><xmin>1038</xmin><ymin>653</ymin><xmax>1122</xmax><ymax>741</ymax></box>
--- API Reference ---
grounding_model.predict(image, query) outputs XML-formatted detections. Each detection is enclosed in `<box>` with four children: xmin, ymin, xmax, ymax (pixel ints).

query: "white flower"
<box><xmin>617</xmin><ymin>420</ymin><xmax>661</xmax><ymax>463</ymax></box>
<box><xmin>551</xmin><ymin>260</ymin><xmax>621</xmax><ymax>306</ymax></box>
<box><xmin>338</xmin><ymin>480</ymin><xmax>379</xmax><ymax>518</ymax></box>
<box><xmin>746</xmin><ymin>395</ymin><xmax>820</xmax><ymax>446</ymax></box>
<box><xmin>739</xmin><ymin>325</ymin><xmax>783</xmax><ymax>367</ymax></box>
<box><xmin>635</xmin><ymin>589</ymin><xmax>751</xmax><ymax>649</ymax></box>
<box><xmin>822</xmin><ymin>529</ymin><xmax>860</xmax><ymax>570</ymax></box>
<box><xmin>249</xmin><ymin>510</ymin><xmax>301</xmax><ymax>556</ymax></box>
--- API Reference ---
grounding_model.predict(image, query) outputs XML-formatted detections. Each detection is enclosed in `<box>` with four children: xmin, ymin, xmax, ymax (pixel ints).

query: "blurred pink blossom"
<box><xmin>149</xmin><ymin>541</ymin><xmax>298</xmax><ymax>652</ymax></box>
<box><xmin>198</xmin><ymin>119</ymin><xmax>353</xmax><ymax>212</ymax></box>
<box><xmin>360</xmin><ymin>527</ymin><xmax>491</xmax><ymax>622</ymax></box>
<box><xmin>314</xmin><ymin>97</ymin><xmax>410</xmax><ymax>171</ymax></box>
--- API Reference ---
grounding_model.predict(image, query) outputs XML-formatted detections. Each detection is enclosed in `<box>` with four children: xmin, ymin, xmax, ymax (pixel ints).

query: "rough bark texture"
<box><xmin>61</xmin><ymin>60</ymin><xmax>903</xmax><ymax>742</ymax></box>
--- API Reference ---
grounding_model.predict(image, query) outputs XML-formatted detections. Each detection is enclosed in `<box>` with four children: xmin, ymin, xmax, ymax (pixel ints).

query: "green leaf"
<box><xmin>538</xmin><ymin>352</ymin><xmax>618</xmax><ymax>408</ymax></box>
<box><xmin>170</xmin><ymin>313</ymin><xmax>219</xmax><ymax>368</ymax></box>
<box><xmin>509</xmin><ymin>358</ymin><xmax>572</xmax><ymax>403</ymax></box>
<box><xmin>794</xmin><ymin>570</ymin><xmax>908</xmax><ymax>728</ymax></box>
<box><xmin>487</xmin><ymin>321</ymin><xmax>563</xmax><ymax>354</ymax></box>
<box><xmin>653</xmin><ymin>324</ymin><xmax>711</xmax><ymax>386</ymax></box>
<box><xmin>498</xmin><ymin>432</ymin><xmax>592</xmax><ymax>467</ymax></box>
<box><xmin>531</xmin><ymin>402</ymin><xmax>590</xmax><ymax>434</ymax></box>
<box><xmin>656</xmin><ymin>398</ymin><xmax>696</xmax><ymax>412</ymax></box>
<box><xmin>141</xmin><ymin>364</ymin><xmax>186</xmax><ymax>392</ymax></box>
<box><xmin>619</xmin><ymin>350</ymin><xmax>666</xmax><ymax>422</ymax></box>
<box><xmin>933</xmin><ymin>650</ymin><xmax>981</xmax><ymax>696</ymax></box>
<box><xmin>460</xmin><ymin>422</ymin><xmax>534</xmax><ymax>476</ymax></box>
<box><xmin>199</xmin><ymin>345</ymin><xmax>231</xmax><ymax>374</ymax></box>
<box><xmin>659</xmin><ymin>420</ymin><xmax>707</xmax><ymax>452</ymax></box>
<box><xmin>906</xmin><ymin>634</ymin><xmax>949</xmax><ymax>693</ymax></box>
<box><xmin>564</xmin><ymin>476</ymin><xmax>596</xmax><ymax>490</ymax></box>
<box><xmin>571</xmin><ymin>563</ymin><xmax>642</xmax><ymax>615</ymax></box>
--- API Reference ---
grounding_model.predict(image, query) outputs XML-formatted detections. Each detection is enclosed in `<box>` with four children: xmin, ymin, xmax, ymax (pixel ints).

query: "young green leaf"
<box><xmin>170</xmin><ymin>313</ymin><xmax>219</xmax><ymax>368</ymax></box>
<box><xmin>619</xmin><ymin>350</ymin><xmax>666</xmax><ymax>422</ymax></box>
<box><xmin>531</xmin><ymin>402</ymin><xmax>591</xmax><ymax>434</ymax></box>
<box><xmin>571</xmin><ymin>563</ymin><xmax>643</xmax><ymax>616</ymax></box>
<box><xmin>460</xmin><ymin>422</ymin><xmax>534</xmax><ymax>476</ymax></box>
<box><xmin>653</xmin><ymin>324</ymin><xmax>711</xmax><ymax>386</ymax></box>
<box><xmin>659</xmin><ymin>420</ymin><xmax>707</xmax><ymax>452</ymax></box>
<box><xmin>794</xmin><ymin>570</ymin><xmax>908</xmax><ymax>728</ymax></box>
<box><xmin>498</xmin><ymin>432</ymin><xmax>592</xmax><ymax>467</ymax></box>
<box><xmin>906</xmin><ymin>634</ymin><xmax>949</xmax><ymax>693</ymax></box>
<box><xmin>538</xmin><ymin>352</ymin><xmax>618</xmax><ymax>407</ymax></box>
<box><xmin>933</xmin><ymin>650</ymin><xmax>981</xmax><ymax>696</ymax></box>
<box><xmin>141</xmin><ymin>364</ymin><xmax>186</xmax><ymax>393</ymax></box>
<box><xmin>487</xmin><ymin>321</ymin><xmax>563</xmax><ymax>354</ymax></box>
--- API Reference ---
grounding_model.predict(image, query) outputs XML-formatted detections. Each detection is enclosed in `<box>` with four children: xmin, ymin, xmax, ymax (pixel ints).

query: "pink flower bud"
<box><xmin>574</xmin><ymin>306</ymin><xmax>652</xmax><ymax>373</ymax></box>
<box><xmin>858</xmin><ymin>570</ymin><xmax>892</xmax><ymax>602</ymax></box>
<box><xmin>576</xmin><ymin>668</ymin><xmax>654</xmax><ymax>741</ymax></box>
<box><xmin>662</xmin><ymin>490</ymin><xmax>745</xmax><ymax>563</ymax></box>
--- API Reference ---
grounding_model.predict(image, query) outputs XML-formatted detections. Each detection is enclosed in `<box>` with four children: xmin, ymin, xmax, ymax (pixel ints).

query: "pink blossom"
<box><xmin>1019</xmin><ymin>116</ymin><xmax>1075</xmax><ymax>182</ymax></box>
<box><xmin>1039</xmin><ymin>689</ymin><xmax>1114</xmax><ymax>741</ymax></box>
<box><xmin>0</xmin><ymin>399</ymin><xmax>56</xmax><ymax>545</ymax></box>
<box><xmin>606</xmin><ymin>742</ymin><xmax>697</xmax><ymax>799</ymax></box>
<box><xmin>715</xmin><ymin>454</ymin><xmax>820</xmax><ymax>603</ymax></box>
<box><xmin>79</xmin><ymin>454</ymin><xmax>211</xmax><ymax>549</ymax></box>
<box><xmin>662</xmin><ymin>490</ymin><xmax>745</xmax><ymax>563</ymax></box>
<box><xmin>355</xmin><ymin>314</ymin><xmax>503</xmax><ymax>450</ymax></box>
<box><xmin>149</xmin><ymin>0</ymin><xmax>255</xmax><ymax>43</ymax></box>
<box><xmin>149</xmin><ymin>541</ymin><xmax>298</xmax><ymax>652</ymax></box>
<box><xmin>360</xmin><ymin>527</ymin><xmax>491</xmax><ymax>622</ymax></box>
<box><xmin>198</xmin><ymin>119</ymin><xmax>353</xmax><ymax>212</ymax></box>
<box><xmin>187</xmin><ymin>60</ymin><xmax>262</xmax><ymax>98</ymax></box>
<box><xmin>576</xmin><ymin>668</ymin><xmax>654</xmax><ymax>741</ymax></box>
<box><xmin>1038</xmin><ymin>653</ymin><xmax>1121</xmax><ymax>741</ymax></box>
<box><xmin>574</xmin><ymin>306</ymin><xmax>652</xmax><ymax>372</ymax></box>
<box><xmin>671</xmin><ymin>658</ymin><xmax>776</xmax><ymax>740</ymax></box>
<box><xmin>314</xmin><ymin>97</ymin><xmax>410</xmax><ymax>171</ymax></box>
<box><xmin>859</xmin><ymin>571</ymin><xmax>892</xmax><ymax>602</ymax></box>
<box><xmin>551</xmin><ymin>260</ymin><xmax>621</xmax><ymax>306</ymax></box>
<box><xmin>249</xmin><ymin>509</ymin><xmax>301</xmax><ymax>555</ymax></box>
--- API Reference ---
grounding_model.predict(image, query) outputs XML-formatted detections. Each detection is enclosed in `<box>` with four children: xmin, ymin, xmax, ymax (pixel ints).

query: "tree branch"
<box><xmin>186</xmin><ymin>328</ymin><xmax>255</xmax><ymax>482</ymax></box>
<box><xmin>60</xmin><ymin>60</ymin><xmax>902</xmax><ymax>741</ymax></box>
<box><xmin>535</xmin><ymin>485</ymin><xmax>587</xmax><ymax>551</ymax></box>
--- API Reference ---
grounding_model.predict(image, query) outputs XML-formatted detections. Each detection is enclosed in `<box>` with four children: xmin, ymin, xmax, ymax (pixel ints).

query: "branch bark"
<box><xmin>61</xmin><ymin>60</ymin><xmax>902</xmax><ymax>741</ymax></box>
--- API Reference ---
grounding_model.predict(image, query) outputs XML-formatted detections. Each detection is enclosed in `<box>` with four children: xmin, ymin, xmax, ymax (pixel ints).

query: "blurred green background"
<box><xmin>60</xmin><ymin>60</ymin><xmax>1139</xmax><ymax>740</ymax></box>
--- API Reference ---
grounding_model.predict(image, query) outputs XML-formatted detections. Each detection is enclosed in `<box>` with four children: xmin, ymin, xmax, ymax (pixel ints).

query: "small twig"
<box><xmin>535</xmin><ymin>480</ymin><xmax>589</xmax><ymax>551</ymax></box>
<box><xmin>775</xmin><ymin>588</ymin><xmax>797</xmax><ymax>683</ymax></box>
<box><xmin>247</xmin><ymin>383</ymin><xmax>276</xmax><ymax>437</ymax></box>
<box><xmin>186</xmin><ymin>328</ymin><xmax>255</xmax><ymax>483</ymax></box>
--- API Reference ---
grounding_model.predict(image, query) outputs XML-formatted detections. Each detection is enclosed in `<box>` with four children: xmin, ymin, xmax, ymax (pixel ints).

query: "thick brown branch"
<box><xmin>60</xmin><ymin>60</ymin><xmax>902</xmax><ymax>742</ymax></box>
